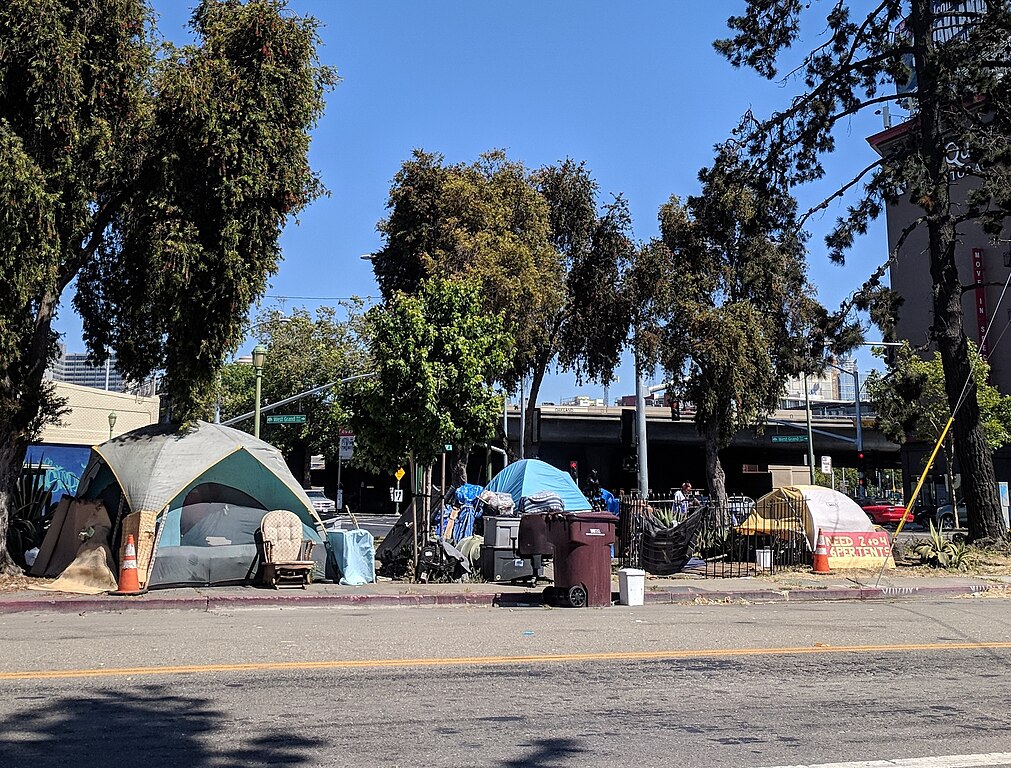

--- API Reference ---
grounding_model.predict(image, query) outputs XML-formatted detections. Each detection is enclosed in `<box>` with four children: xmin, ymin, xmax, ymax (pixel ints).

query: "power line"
<box><xmin>263</xmin><ymin>295</ymin><xmax>380</xmax><ymax>301</ymax></box>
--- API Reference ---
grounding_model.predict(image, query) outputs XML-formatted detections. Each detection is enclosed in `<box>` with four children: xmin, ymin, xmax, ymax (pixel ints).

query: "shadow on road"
<box><xmin>498</xmin><ymin>737</ymin><xmax>586</xmax><ymax>767</ymax></box>
<box><xmin>0</xmin><ymin>685</ymin><xmax>324</xmax><ymax>768</ymax></box>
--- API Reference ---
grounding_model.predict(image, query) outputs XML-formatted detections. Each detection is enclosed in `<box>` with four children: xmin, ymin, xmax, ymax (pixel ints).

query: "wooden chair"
<box><xmin>259</xmin><ymin>510</ymin><xmax>315</xmax><ymax>589</ymax></box>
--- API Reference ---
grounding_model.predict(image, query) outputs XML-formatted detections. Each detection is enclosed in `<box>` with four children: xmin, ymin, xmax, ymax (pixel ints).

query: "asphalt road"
<box><xmin>4</xmin><ymin>600</ymin><xmax>1011</xmax><ymax>767</ymax></box>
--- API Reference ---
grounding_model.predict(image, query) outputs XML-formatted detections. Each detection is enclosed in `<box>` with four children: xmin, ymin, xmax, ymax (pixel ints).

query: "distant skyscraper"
<box><xmin>836</xmin><ymin>357</ymin><xmax>858</xmax><ymax>402</ymax></box>
<box><xmin>47</xmin><ymin>344</ymin><xmax>127</xmax><ymax>392</ymax></box>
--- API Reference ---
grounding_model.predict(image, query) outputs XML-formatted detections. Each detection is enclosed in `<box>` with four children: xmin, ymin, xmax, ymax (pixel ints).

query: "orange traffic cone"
<box><xmin>812</xmin><ymin>528</ymin><xmax>832</xmax><ymax>574</ymax></box>
<box><xmin>113</xmin><ymin>534</ymin><xmax>143</xmax><ymax>595</ymax></box>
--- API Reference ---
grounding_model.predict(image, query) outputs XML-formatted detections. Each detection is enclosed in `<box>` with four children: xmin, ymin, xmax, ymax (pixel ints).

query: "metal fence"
<box><xmin>617</xmin><ymin>494</ymin><xmax>812</xmax><ymax>578</ymax></box>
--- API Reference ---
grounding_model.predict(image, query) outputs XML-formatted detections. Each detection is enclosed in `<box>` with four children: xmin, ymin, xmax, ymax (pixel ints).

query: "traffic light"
<box><xmin>620</xmin><ymin>409</ymin><xmax>637</xmax><ymax>447</ymax></box>
<box><xmin>857</xmin><ymin>452</ymin><xmax>866</xmax><ymax>490</ymax></box>
<box><xmin>569</xmin><ymin>460</ymin><xmax>578</xmax><ymax>483</ymax></box>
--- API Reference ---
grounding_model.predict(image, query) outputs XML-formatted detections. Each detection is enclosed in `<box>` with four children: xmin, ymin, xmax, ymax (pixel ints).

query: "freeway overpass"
<box><xmin>503</xmin><ymin>405</ymin><xmax>897</xmax><ymax>498</ymax></box>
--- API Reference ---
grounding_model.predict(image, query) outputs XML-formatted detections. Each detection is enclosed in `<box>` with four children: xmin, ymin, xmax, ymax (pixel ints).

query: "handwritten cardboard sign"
<box><xmin>824</xmin><ymin>530</ymin><xmax>894</xmax><ymax>570</ymax></box>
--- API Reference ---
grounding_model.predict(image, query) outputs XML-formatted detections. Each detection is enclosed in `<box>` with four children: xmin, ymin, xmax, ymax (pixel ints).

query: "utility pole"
<box><xmin>804</xmin><ymin>373</ymin><xmax>816</xmax><ymax>484</ymax></box>
<box><xmin>635</xmin><ymin>358</ymin><xmax>649</xmax><ymax>497</ymax></box>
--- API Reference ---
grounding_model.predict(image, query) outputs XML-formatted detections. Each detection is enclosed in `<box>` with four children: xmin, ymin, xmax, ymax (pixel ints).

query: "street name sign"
<box><xmin>266</xmin><ymin>414</ymin><xmax>307</xmax><ymax>424</ymax></box>
<box><xmin>771</xmin><ymin>435</ymin><xmax>807</xmax><ymax>443</ymax></box>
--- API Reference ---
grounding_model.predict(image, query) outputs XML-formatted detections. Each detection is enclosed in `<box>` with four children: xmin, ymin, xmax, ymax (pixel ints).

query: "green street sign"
<box><xmin>771</xmin><ymin>435</ymin><xmax>807</xmax><ymax>443</ymax></box>
<box><xmin>266</xmin><ymin>414</ymin><xmax>307</xmax><ymax>424</ymax></box>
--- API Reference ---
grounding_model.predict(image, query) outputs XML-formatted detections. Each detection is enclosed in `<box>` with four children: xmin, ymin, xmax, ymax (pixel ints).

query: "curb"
<box><xmin>0</xmin><ymin>582</ymin><xmax>995</xmax><ymax>615</ymax></box>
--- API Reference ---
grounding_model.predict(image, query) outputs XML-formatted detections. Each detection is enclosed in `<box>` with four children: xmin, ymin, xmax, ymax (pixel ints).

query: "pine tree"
<box><xmin>716</xmin><ymin>0</ymin><xmax>1011</xmax><ymax>540</ymax></box>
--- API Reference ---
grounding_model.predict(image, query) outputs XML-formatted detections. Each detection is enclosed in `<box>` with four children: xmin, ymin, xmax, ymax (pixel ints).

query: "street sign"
<box><xmin>821</xmin><ymin>455</ymin><xmax>833</xmax><ymax>474</ymax></box>
<box><xmin>390</xmin><ymin>488</ymin><xmax>404</xmax><ymax>503</ymax></box>
<box><xmin>338</xmin><ymin>433</ymin><xmax>355</xmax><ymax>461</ymax></box>
<box><xmin>265</xmin><ymin>414</ymin><xmax>306</xmax><ymax>424</ymax></box>
<box><xmin>771</xmin><ymin>435</ymin><xmax>808</xmax><ymax>443</ymax></box>
<box><xmin>395</xmin><ymin>467</ymin><xmax>405</xmax><ymax>482</ymax></box>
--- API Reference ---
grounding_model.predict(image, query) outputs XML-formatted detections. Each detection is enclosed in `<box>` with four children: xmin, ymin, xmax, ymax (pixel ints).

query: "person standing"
<box><xmin>674</xmin><ymin>482</ymin><xmax>692</xmax><ymax>515</ymax></box>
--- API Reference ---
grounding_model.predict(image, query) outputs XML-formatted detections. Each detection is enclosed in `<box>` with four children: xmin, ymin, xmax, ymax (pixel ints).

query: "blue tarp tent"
<box><xmin>484</xmin><ymin>459</ymin><xmax>592</xmax><ymax>512</ymax></box>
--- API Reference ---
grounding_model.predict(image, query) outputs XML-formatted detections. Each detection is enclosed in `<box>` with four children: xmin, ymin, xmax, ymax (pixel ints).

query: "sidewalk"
<box><xmin>2</xmin><ymin>570</ymin><xmax>1008</xmax><ymax>614</ymax></box>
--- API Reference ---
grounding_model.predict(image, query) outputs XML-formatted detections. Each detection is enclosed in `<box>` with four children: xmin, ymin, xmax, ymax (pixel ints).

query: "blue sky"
<box><xmin>56</xmin><ymin>0</ymin><xmax>890</xmax><ymax>402</ymax></box>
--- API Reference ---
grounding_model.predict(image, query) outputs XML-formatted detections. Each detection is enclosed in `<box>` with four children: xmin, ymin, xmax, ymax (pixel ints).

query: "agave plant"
<box><xmin>645</xmin><ymin>503</ymin><xmax>678</xmax><ymax>532</ymax></box>
<box><xmin>912</xmin><ymin>522</ymin><xmax>967</xmax><ymax>570</ymax></box>
<box><xmin>8</xmin><ymin>465</ymin><xmax>55</xmax><ymax>569</ymax></box>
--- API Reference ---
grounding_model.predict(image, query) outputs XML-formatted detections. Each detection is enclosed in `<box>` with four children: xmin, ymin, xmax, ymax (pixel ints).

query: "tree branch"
<box><xmin>761</xmin><ymin>48</ymin><xmax>914</xmax><ymax>134</ymax></box>
<box><xmin>57</xmin><ymin>186</ymin><xmax>136</xmax><ymax>296</ymax></box>
<box><xmin>798</xmin><ymin>157</ymin><xmax>886</xmax><ymax>230</ymax></box>
<box><xmin>835</xmin><ymin>213</ymin><xmax>927</xmax><ymax>319</ymax></box>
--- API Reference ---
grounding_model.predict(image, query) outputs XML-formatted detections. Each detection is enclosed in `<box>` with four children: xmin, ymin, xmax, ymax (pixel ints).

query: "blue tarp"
<box><xmin>484</xmin><ymin>460</ymin><xmax>592</xmax><ymax>513</ymax></box>
<box><xmin>434</xmin><ymin>483</ymin><xmax>483</xmax><ymax>542</ymax></box>
<box><xmin>456</xmin><ymin>484</ymin><xmax>482</xmax><ymax>507</ymax></box>
<box><xmin>326</xmin><ymin>529</ymin><xmax>376</xmax><ymax>585</ymax></box>
<box><xmin>600</xmin><ymin>488</ymin><xmax>620</xmax><ymax>516</ymax></box>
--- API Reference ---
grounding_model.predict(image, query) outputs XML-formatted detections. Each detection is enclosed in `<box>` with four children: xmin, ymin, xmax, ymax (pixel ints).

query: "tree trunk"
<box><xmin>451</xmin><ymin>448</ymin><xmax>469</xmax><ymax>488</ymax></box>
<box><xmin>703</xmin><ymin>419</ymin><xmax>727</xmax><ymax>508</ymax></box>
<box><xmin>0</xmin><ymin>438</ymin><xmax>25</xmax><ymax>575</ymax></box>
<box><xmin>0</xmin><ymin>287</ymin><xmax>60</xmax><ymax>576</ymax></box>
<box><xmin>523</xmin><ymin>358</ymin><xmax>548</xmax><ymax>458</ymax></box>
<box><xmin>912</xmin><ymin>0</ymin><xmax>1004</xmax><ymax>542</ymax></box>
<box><xmin>924</xmin><ymin>198</ymin><xmax>1002</xmax><ymax>540</ymax></box>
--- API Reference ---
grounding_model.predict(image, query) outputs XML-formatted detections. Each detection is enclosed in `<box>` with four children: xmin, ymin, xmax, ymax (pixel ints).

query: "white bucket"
<box><xmin>755</xmin><ymin>548</ymin><xmax>773</xmax><ymax>570</ymax></box>
<box><xmin>617</xmin><ymin>568</ymin><xmax>645</xmax><ymax>606</ymax></box>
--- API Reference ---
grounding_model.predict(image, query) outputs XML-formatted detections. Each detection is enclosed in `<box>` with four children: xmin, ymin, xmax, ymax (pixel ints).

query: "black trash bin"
<box><xmin>545</xmin><ymin>512</ymin><xmax>616</xmax><ymax>607</ymax></box>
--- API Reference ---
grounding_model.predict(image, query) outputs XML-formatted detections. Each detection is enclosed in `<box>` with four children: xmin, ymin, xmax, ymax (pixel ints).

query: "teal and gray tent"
<box><xmin>75</xmin><ymin>420</ymin><xmax>325</xmax><ymax>588</ymax></box>
<box><xmin>484</xmin><ymin>459</ymin><xmax>592</xmax><ymax>513</ymax></box>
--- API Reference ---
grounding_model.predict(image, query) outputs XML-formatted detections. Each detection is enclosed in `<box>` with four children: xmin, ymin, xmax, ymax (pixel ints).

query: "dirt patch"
<box><xmin>0</xmin><ymin>571</ymin><xmax>35</xmax><ymax>592</ymax></box>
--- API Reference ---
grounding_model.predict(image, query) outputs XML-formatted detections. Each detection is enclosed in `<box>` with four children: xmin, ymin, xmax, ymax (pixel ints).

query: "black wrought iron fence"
<box><xmin>617</xmin><ymin>493</ymin><xmax>812</xmax><ymax>577</ymax></box>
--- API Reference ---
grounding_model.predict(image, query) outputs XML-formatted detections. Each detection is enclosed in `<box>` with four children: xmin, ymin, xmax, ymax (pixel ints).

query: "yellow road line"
<box><xmin>3</xmin><ymin>641</ymin><xmax>1011</xmax><ymax>681</ymax></box>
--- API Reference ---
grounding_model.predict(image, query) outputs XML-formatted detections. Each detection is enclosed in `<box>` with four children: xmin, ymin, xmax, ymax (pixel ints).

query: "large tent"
<box><xmin>736</xmin><ymin>485</ymin><xmax>874</xmax><ymax>549</ymax></box>
<box><xmin>484</xmin><ymin>459</ymin><xmax>591</xmax><ymax>512</ymax></box>
<box><xmin>34</xmin><ymin>421</ymin><xmax>324</xmax><ymax>589</ymax></box>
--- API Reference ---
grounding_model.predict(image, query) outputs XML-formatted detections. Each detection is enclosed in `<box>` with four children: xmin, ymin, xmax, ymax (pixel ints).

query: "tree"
<box><xmin>0</xmin><ymin>0</ymin><xmax>336</xmax><ymax>574</ymax></box>
<box><xmin>867</xmin><ymin>341</ymin><xmax>1011</xmax><ymax>515</ymax></box>
<box><xmin>715</xmin><ymin>0</ymin><xmax>1011</xmax><ymax>540</ymax></box>
<box><xmin>632</xmin><ymin>150</ymin><xmax>831</xmax><ymax>506</ymax></box>
<box><xmin>218</xmin><ymin>304</ymin><xmax>371</xmax><ymax>485</ymax></box>
<box><xmin>341</xmin><ymin>279</ymin><xmax>512</xmax><ymax>490</ymax></box>
<box><xmin>371</xmin><ymin>151</ymin><xmax>635</xmax><ymax>456</ymax></box>
<box><xmin>533</xmin><ymin>160</ymin><xmax>637</xmax><ymax>437</ymax></box>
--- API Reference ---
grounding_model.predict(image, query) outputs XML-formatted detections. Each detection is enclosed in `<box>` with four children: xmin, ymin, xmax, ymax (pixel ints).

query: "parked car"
<box><xmin>306</xmin><ymin>488</ymin><xmax>337</xmax><ymax>518</ymax></box>
<box><xmin>726</xmin><ymin>495</ymin><xmax>756</xmax><ymax>524</ymax></box>
<box><xmin>913</xmin><ymin>502</ymin><xmax>965</xmax><ymax>530</ymax></box>
<box><xmin>860</xmin><ymin>499</ymin><xmax>913</xmax><ymax>525</ymax></box>
<box><xmin>934</xmin><ymin>503</ymin><xmax>966</xmax><ymax>530</ymax></box>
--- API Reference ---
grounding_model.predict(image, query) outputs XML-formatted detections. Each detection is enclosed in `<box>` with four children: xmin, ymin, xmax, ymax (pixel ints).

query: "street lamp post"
<box><xmin>107</xmin><ymin>411</ymin><xmax>117</xmax><ymax>440</ymax></box>
<box><xmin>252</xmin><ymin>343</ymin><xmax>267</xmax><ymax>439</ymax></box>
<box><xmin>803</xmin><ymin>373</ymin><xmax>816</xmax><ymax>484</ymax></box>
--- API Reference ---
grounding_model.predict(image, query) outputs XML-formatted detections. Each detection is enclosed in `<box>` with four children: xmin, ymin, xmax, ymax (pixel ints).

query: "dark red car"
<box><xmin>861</xmin><ymin>500</ymin><xmax>913</xmax><ymax>525</ymax></box>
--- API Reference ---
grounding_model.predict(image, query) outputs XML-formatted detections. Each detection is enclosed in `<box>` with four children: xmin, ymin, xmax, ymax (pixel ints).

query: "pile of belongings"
<box><xmin>476</xmin><ymin>489</ymin><xmax>515</xmax><ymax>516</ymax></box>
<box><xmin>417</xmin><ymin>539</ymin><xmax>470</xmax><ymax>583</ymax></box>
<box><xmin>433</xmin><ymin>484</ymin><xmax>482</xmax><ymax>543</ymax></box>
<box><xmin>519</xmin><ymin>491</ymin><xmax>564</xmax><ymax>515</ymax></box>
